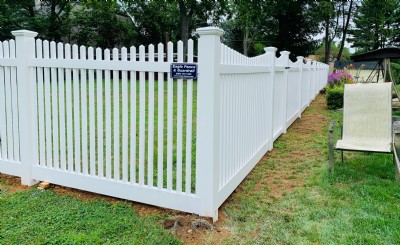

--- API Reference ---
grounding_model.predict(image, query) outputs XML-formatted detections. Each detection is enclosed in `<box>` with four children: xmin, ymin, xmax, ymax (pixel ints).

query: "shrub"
<box><xmin>326</xmin><ymin>71</ymin><xmax>353</xmax><ymax>110</ymax></box>
<box><xmin>390</xmin><ymin>63</ymin><xmax>400</xmax><ymax>84</ymax></box>
<box><xmin>326</xmin><ymin>85</ymin><xmax>344</xmax><ymax>110</ymax></box>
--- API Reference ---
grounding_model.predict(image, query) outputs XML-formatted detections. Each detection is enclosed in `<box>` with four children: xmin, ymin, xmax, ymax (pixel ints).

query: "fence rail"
<box><xmin>0</xmin><ymin>27</ymin><xmax>329</xmax><ymax>221</ymax></box>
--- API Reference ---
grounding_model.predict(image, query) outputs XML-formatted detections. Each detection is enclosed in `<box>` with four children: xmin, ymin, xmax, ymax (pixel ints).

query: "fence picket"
<box><xmin>138</xmin><ymin>45</ymin><xmax>145</xmax><ymax>185</ymax></box>
<box><xmin>50</xmin><ymin>41</ymin><xmax>59</xmax><ymax>169</ymax></box>
<box><xmin>167</xmin><ymin>42</ymin><xmax>173</xmax><ymax>190</ymax></box>
<box><xmin>3</xmin><ymin>41</ymin><xmax>13</xmax><ymax>161</ymax></box>
<box><xmin>104</xmin><ymin>49</ymin><xmax>111</xmax><ymax>179</ymax></box>
<box><xmin>58</xmin><ymin>43</ymin><xmax>66</xmax><ymax>171</ymax></box>
<box><xmin>43</xmin><ymin>41</ymin><xmax>52</xmax><ymax>168</ymax></box>
<box><xmin>113</xmin><ymin>48</ymin><xmax>120</xmax><ymax>181</ymax></box>
<box><xmin>157</xmin><ymin>43</ymin><xmax>164</xmax><ymax>189</ymax></box>
<box><xmin>9</xmin><ymin>40</ymin><xmax>19</xmax><ymax>162</ymax></box>
<box><xmin>129</xmin><ymin>46</ymin><xmax>137</xmax><ymax>184</ymax></box>
<box><xmin>80</xmin><ymin>46</ymin><xmax>88</xmax><ymax>175</ymax></box>
<box><xmin>121</xmin><ymin>47</ymin><xmax>128</xmax><ymax>182</ymax></box>
<box><xmin>72</xmin><ymin>44</ymin><xmax>81</xmax><ymax>173</ymax></box>
<box><xmin>148</xmin><ymin>44</ymin><xmax>155</xmax><ymax>187</ymax></box>
<box><xmin>177</xmin><ymin>41</ymin><xmax>183</xmax><ymax>192</ymax></box>
<box><xmin>96</xmin><ymin>48</ymin><xmax>104</xmax><ymax>177</ymax></box>
<box><xmin>0</xmin><ymin>42</ymin><xmax>6</xmax><ymax>159</ymax></box>
<box><xmin>65</xmin><ymin>44</ymin><xmax>73</xmax><ymax>172</ymax></box>
<box><xmin>88</xmin><ymin>47</ymin><xmax>96</xmax><ymax>176</ymax></box>
<box><xmin>185</xmin><ymin>39</ymin><xmax>193</xmax><ymax>194</ymax></box>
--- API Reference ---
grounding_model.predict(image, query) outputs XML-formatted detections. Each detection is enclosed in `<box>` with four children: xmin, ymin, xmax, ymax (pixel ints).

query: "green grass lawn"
<box><xmin>219</xmin><ymin>95</ymin><xmax>400</xmax><ymax>244</ymax></box>
<box><xmin>0</xmin><ymin>187</ymin><xmax>181</xmax><ymax>244</ymax></box>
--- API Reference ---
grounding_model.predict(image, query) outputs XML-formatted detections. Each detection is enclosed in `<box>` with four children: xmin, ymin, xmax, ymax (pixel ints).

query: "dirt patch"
<box><xmin>0</xmin><ymin>173</ymin><xmax>30</xmax><ymax>194</ymax></box>
<box><xmin>259</xmin><ymin>96</ymin><xmax>329</xmax><ymax>199</ymax></box>
<box><xmin>162</xmin><ymin>214</ymin><xmax>232</xmax><ymax>245</ymax></box>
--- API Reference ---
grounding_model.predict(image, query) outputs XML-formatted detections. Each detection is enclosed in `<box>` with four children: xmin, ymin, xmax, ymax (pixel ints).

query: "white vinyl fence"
<box><xmin>0</xmin><ymin>27</ymin><xmax>328</xmax><ymax>221</ymax></box>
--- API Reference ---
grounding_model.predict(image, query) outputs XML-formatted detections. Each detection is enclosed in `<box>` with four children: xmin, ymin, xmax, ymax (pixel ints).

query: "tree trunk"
<box><xmin>243</xmin><ymin>16</ymin><xmax>250</xmax><ymax>56</ymax></box>
<box><xmin>324</xmin><ymin>18</ymin><xmax>331</xmax><ymax>64</ymax></box>
<box><xmin>181</xmin><ymin>14</ymin><xmax>189</xmax><ymax>61</ymax></box>
<box><xmin>49</xmin><ymin>1</ymin><xmax>58</xmax><ymax>41</ymax></box>
<box><xmin>337</xmin><ymin>0</ymin><xmax>353</xmax><ymax>60</ymax></box>
<box><xmin>179</xmin><ymin>0</ymin><xmax>192</xmax><ymax>62</ymax></box>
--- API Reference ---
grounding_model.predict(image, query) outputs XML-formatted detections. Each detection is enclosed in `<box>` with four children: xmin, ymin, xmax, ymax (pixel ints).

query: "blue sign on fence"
<box><xmin>170</xmin><ymin>63</ymin><xmax>198</xmax><ymax>79</ymax></box>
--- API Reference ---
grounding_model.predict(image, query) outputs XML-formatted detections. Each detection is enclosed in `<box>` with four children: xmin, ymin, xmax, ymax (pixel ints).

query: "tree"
<box><xmin>176</xmin><ymin>0</ymin><xmax>227</xmax><ymax>58</ymax></box>
<box><xmin>224</xmin><ymin>0</ymin><xmax>267</xmax><ymax>56</ymax></box>
<box><xmin>121</xmin><ymin>0</ymin><xmax>179</xmax><ymax>46</ymax></box>
<box><xmin>268</xmin><ymin>0</ymin><xmax>321</xmax><ymax>58</ymax></box>
<box><xmin>0</xmin><ymin>1</ymin><xmax>14</xmax><ymax>40</ymax></box>
<box><xmin>222</xmin><ymin>0</ymin><xmax>321</xmax><ymax>58</ymax></box>
<box><xmin>123</xmin><ymin>0</ymin><xmax>227</xmax><ymax>58</ymax></box>
<box><xmin>37</xmin><ymin>0</ymin><xmax>74</xmax><ymax>41</ymax></box>
<box><xmin>0</xmin><ymin>0</ymin><xmax>74</xmax><ymax>41</ymax></box>
<box><xmin>315</xmin><ymin>42</ymin><xmax>351</xmax><ymax>62</ymax></box>
<box><xmin>317</xmin><ymin>0</ymin><xmax>341</xmax><ymax>64</ymax></box>
<box><xmin>337</xmin><ymin>0</ymin><xmax>354</xmax><ymax>60</ymax></box>
<box><xmin>348</xmin><ymin>0</ymin><xmax>400</xmax><ymax>51</ymax></box>
<box><xmin>72</xmin><ymin>1</ymin><xmax>137</xmax><ymax>49</ymax></box>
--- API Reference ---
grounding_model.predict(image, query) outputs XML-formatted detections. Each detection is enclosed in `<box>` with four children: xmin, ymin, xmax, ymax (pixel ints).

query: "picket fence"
<box><xmin>0</xmin><ymin>27</ymin><xmax>328</xmax><ymax>220</ymax></box>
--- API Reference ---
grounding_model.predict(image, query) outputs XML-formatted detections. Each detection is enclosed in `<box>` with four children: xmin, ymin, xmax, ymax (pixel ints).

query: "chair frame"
<box><xmin>328</xmin><ymin>119</ymin><xmax>394</xmax><ymax>173</ymax></box>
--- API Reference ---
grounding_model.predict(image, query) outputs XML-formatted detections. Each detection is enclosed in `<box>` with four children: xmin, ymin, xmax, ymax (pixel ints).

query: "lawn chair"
<box><xmin>328</xmin><ymin>82</ymin><xmax>393</xmax><ymax>173</ymax></box>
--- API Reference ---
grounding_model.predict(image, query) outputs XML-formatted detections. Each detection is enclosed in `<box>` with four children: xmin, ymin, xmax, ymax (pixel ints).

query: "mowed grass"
<box><xmin>0</xmin><ymin>187</ymin><xmax>181</xmax><ymax>244</ymax></box>
<box><xmin>219</xmin><ymin>96</ymin><xmax>400</xmax><ymax>244</ymax></box>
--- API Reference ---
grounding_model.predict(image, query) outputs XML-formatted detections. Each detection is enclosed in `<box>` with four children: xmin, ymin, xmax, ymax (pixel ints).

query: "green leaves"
<box><xmin>349</xmin><ymin>0</ymin><xmax>400</xmax><ymax>51</ymax></box>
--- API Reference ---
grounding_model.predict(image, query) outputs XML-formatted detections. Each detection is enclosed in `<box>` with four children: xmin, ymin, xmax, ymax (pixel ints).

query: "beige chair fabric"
<box><xmin>336</xmin><ymin>82</ymin><xmax>392</xmax><ymax>153</ymax></box>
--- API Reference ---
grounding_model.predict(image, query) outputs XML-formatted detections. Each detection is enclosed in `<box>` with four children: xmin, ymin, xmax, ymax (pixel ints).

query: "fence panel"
<box><xmin>286</xmin><ymin>64</ymin><xmax>301</xmax><ymax>127</ymax></box>
<box><xmin>0</xmin><ymin>28</ymin><xmax>329</xmax><ymax>221</ymax></box>
<box><xmin>214</xmin><ymin>44</ymin><xmax>273</xmax><ymax>210</ymax></box>
<box><xmin>28</xmin><ymin>36</ymin><xmax>199</xmax><ymax>214</ymax></box>
<box><xmin>0</xmin><ymin>40</ymin><xmax>22</xmax><ymax>176</ymax></box>
<box><xmin>301</xmin><ymin>64</ymin><xmax>311</xmax><ymax>111</ymax></box>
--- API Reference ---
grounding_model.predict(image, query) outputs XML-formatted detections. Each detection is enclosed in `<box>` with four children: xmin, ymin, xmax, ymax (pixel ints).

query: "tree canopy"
<box><xmin>1</xmin><ymin>0</ymin><xmax>398</xmax><ymax>59</ymax></box>
<box><xmin>349</xmin><ymin>0</ymin><xmax>400</xmax><ymax>51</ymax></box>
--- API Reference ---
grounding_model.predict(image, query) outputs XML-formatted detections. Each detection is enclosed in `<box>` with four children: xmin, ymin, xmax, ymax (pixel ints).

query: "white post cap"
<box><xmin>264</xmin><ymin>47</ymin><xmax>277</xmax><ymax>52</ymax></box>
<box><xmin>196</xmin><ymin>26</ymin><xmax>224</xmax><ymax>37</ymax></box>
<box><xmin>11</xmin><ymin>30</ymin><xmax>38</xmax><ymax>38</ymax></box>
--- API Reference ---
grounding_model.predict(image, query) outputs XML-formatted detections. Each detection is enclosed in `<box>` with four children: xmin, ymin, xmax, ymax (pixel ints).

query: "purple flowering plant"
<box><xmin>328</xmin><ymin>71</ymin><xmax>353</xmax><ymax>87</ymax></box>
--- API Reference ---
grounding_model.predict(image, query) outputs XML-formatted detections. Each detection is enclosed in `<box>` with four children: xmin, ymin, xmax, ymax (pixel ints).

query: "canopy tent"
<box><xmin>351</xmin><ymin>47</ymin><xmax>400</xmax><ymax>99</ymax></box>
<box><xmin>351</xmin><ymin>47</ymin><xmax>400</xmax><ymax>62</ymax></box>
<box><xmin>350</xmin><ymin>47</ymin><xmax>400</xmax><ymax>83</ymax></box>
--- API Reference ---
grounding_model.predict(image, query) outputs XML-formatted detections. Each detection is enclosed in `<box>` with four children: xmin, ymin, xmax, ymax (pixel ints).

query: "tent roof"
<box><xmin>350</xmin><ymin>47</ymin><xmax>400</xmax><ymax>62</ymax></box>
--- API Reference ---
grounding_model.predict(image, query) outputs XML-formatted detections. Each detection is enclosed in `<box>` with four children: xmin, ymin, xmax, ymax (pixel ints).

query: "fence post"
<box><xmin>195</xmin><ymin>26</ymin><xmax>223</xmax><ymax>221</ymax></box>
<box><xmin>296</xmin><ymin>56</ymin><xmax>304</xmax><ymax>118</ymax></box>
<box><xmin>12</xmin><ymin>30</ymin><xmax>38</xmax><ymax>186</ymax></box>
<box><xmin>280</xmin><ymin>51</ymin><xmax>290</xmax><ymax>134</ymax></box>
<box><xmin>307</xmin><ymin>59</ymin><xmax>313</xmax><ymax>104</ymax></box>
<box><xmin>264</xmin><ymin>47</ymin><xmax>277</xmax><ymax>150</ymax></box>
